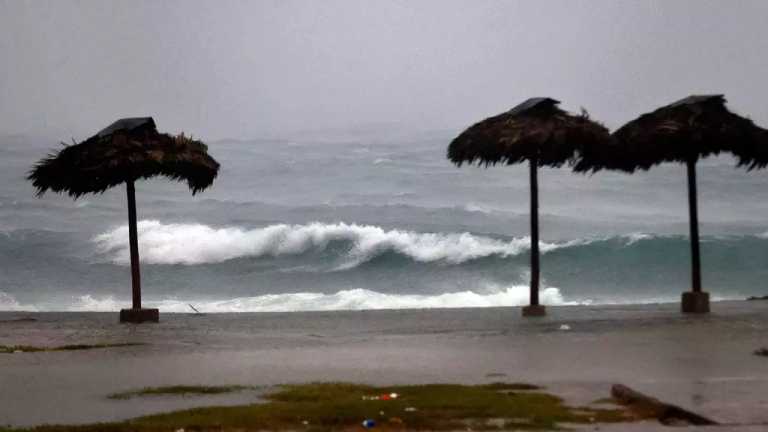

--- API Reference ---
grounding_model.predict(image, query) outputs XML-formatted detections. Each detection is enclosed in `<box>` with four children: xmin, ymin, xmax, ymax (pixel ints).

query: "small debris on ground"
<box><xmin>363</xmin><ymin>392</ymin><xmax>399</xmax><ymax>401</ymax></box>
<box><xmin>754</xmin><ymin>348</ymin><xmax>768</xmax><ymax>357</ymax></box>
<box><xmin>559</xmin><ymin>324</ymin><xmax>571</xmax><ymax>331</ymax></box>
<box><xmin>187</xmin><ymin>304</ymin><xmax>206</xmax><ymax>316</ymax></box>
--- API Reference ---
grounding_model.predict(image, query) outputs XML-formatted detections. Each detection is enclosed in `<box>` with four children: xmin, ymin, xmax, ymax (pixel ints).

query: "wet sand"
<box><xmin>1</xmin><ymin>301</ymin><xmax>768</xmax><ymax>430</ymax></box>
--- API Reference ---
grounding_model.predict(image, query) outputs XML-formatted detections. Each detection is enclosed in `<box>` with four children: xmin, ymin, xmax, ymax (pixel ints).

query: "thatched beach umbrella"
<box><xmin>448</xmin><ymin>98</ymin><xmax>611</xmax><ymax>316</ymax></box>
<box><xmin>29</xmin><ymin>117</ymin><xmax>219</xmax><ymax>322</ymax></box>
<box><xmin>576</xmin><ymin>95</ymin><xmax>768</xmax><ymax>313</ymax></box>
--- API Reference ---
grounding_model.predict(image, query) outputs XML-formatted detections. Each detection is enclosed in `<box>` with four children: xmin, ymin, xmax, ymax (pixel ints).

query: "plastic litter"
<box><xmin>404</xmin><ymin>407</ymin><xmax>417</xmax><ymax>412</ymax></box>
<box><xmin>389</xmin><ymin>417</ymin><xmax>403</xmax><ymax>424</ymax></box>
<box><xmin>363</xmin><ymin>393</ymin><xmax>398</xmax><ymax>401</ymax></box>
<box><xmin>379</xmin><ymin>410</ymin><xmax>385</xmax><ymax>416</ymax></box>
<box><xmin>559</xmin><ymin>324</ymin><xmax>571</xmax><ymax>331</ymax></box>
<box><xmin>362</xmin><ymin>419</ymin><xmax>376</xmax><ymax>428</ymax></box>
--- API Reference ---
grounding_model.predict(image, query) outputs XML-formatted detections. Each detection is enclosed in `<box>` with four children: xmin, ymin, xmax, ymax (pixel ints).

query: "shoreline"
<box><xmin>0</xmin><ymin>295</ymin><xmax>760</xmax><ymax>316</ymax></box>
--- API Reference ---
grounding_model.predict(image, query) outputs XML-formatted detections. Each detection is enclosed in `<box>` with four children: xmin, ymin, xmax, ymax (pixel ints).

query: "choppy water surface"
<box><xmin>1</xmin><ymin>130</ymin><xmax>767</xmax><ymax>311</ymax></box>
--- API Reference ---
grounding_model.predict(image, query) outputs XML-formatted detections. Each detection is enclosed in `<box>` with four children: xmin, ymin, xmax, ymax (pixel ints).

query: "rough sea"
<box><xmin>2</xmin><ymin>128</ymin><xmax>767</xmax><ymax>312</ymax></box>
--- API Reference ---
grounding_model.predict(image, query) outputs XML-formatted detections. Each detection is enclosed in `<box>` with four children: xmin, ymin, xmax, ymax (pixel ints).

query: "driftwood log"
<box><xmin>611</xmin><ymin>384</ymin><xmax>717</xmax><ymax>426</ymax></box>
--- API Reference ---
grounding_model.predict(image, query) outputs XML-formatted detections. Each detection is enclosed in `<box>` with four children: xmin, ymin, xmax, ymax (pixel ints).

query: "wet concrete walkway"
<box><xmin>1</xmin><ymin>301</ymin><xmax>767</xmax><ymax>428</ymax></box>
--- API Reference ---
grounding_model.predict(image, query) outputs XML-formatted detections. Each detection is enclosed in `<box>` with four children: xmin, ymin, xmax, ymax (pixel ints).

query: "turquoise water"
<box><xmin>1</xmin><ymin>131</ymin><xmax>767</xmax><ymax>311</ymax></box>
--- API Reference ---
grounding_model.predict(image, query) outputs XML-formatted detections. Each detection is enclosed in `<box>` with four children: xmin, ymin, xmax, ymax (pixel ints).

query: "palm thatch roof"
<box><xmin>577</xmin><ymin>95</ymin><xmax>768</xmax><ymax>173</ymax></box>
<box><xmin>29</xmin><ymin>117</ymin><xmax>220</xmax><ymax>198</ymax></box>
<box><xmin>448</xmin><ymin>98</ymin><xmax>612</xmax><ymax>167</ymax></box>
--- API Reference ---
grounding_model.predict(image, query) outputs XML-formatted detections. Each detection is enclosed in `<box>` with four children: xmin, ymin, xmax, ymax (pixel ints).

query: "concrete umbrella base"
<box><xmin>119</xmin><ymin>308</ymin><xmax>159</xmax><ymax>323</ymax></box>
<box><xmin>681</xmin><ymin>291</ymin><xmax>710</xmax><ymax>314</ymax></box>
<box><xmin>522</xmin><ymin>305</ymin><xmax>547</xmax><ymax>317</ymax></box>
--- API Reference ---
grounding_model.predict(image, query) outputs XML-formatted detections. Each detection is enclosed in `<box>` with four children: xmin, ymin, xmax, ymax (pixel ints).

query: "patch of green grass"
<box><xmin>107</xmin><ymin>385</ymin><xmax>254</xmax><ymax>400</ymax></box>
<box><xmin>2</xmin><ymin>382</ymin><xmax>647</xmax><ymax>432</ymax></box>
<box><xmin>0</xmin><ymin>343</ymin><xmax>143</xmax><ymax>354</ymax></box>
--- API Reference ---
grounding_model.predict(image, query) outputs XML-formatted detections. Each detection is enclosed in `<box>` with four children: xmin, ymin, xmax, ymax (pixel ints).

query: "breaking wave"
<box><xmin>93</xmin><ymin>220</ymin><xmax>585</xmax><ymax>267</ymax></box>
<box><xmin>163</xmin><ymin>286</ymin><xmax>569</xmax><ymax>312</ymax></box>
<box><xmin>2</xmin><ymin>223</ymin><xmax>764</xmax><ymax>313</ymax></box>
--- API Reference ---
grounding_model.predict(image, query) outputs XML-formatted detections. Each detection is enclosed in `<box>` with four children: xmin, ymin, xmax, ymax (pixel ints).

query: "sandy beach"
<box><xmin>1</xmin><ymin>301</ymin><xmax>767</xmax><ymax>430</ymax></box>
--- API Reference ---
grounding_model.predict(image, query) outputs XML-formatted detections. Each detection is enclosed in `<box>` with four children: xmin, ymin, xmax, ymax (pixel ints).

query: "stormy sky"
<box><xmin>1</xmin><ymin>0</ymin><xmax>767</xmax><ymax>140</ymax></box>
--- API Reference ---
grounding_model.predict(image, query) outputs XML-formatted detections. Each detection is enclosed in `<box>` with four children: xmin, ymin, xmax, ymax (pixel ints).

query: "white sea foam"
<box><xmin>0</xmin><ymin>292</ymin><xmax>38</xmax><ymax>312</ymax></box>
<box><xmin>2</xmin><ymin>287</ymin><xmax>739</xmax><ymax>313</ymax></box>
<box><xmin>0</xmin><ymin>290</ymin><xmax>741</xmax><ymax>313</ymax></box>
<box><xmin>68</xmin><ymin>294</ymin><xmax>122</xmax><ymax>312</ymax></box>
<box><xmin>93</xmin><ymin>220</ymin><xmax>580</xmax><ymax>266</ymax></box>
<box><xmin>51</xmin><ymin>285</ymin><xmax>569</xmax><ymax>313</ymax></box>
<box><xmin>463</xmin><ymin>203</ymin><xmax>494</xmax><ymax>214</ymax></box>
<box><xmin>624</xmin><ymin>232</ymin><xmax>653</xmax><ymax>245</ymax></box>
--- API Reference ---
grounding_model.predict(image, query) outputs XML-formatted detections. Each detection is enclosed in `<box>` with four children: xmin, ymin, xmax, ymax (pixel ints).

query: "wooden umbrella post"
<box><xmin>119</xmin><ymin>180</ymin><xmax>159</xmax><ymax>323</ymax></box>
<box><xmin>445</xmin><ymin>98</ymin><xmax>610</xmax><ymax>318</ymax></box>
<box><xmin>522</xmin><ymin>157</ymin><xmax>546</xmax><ymax>317</ymax></box>
<box><xmin>681</xmin><ymin>159</ymin><xmax>709</xmax><ymax>313</ymax></box>
<box><xmin>127</xmin><ymin>180</ymin><xmax>141</xmax><ymax>309</ymax></box>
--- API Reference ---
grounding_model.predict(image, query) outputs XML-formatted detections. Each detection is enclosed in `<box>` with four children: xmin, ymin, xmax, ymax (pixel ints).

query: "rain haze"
<box><xmin>2</xmin><ymin>0</ymin><xmax>768</xmax><ymax>139</ymax></box>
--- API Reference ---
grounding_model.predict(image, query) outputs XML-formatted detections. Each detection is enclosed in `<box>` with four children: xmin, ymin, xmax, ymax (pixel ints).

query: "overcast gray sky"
<box><xmin>1</xmin><ymin>0</ymin><xmax>767</xmax><ymax>140</ymax></box>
